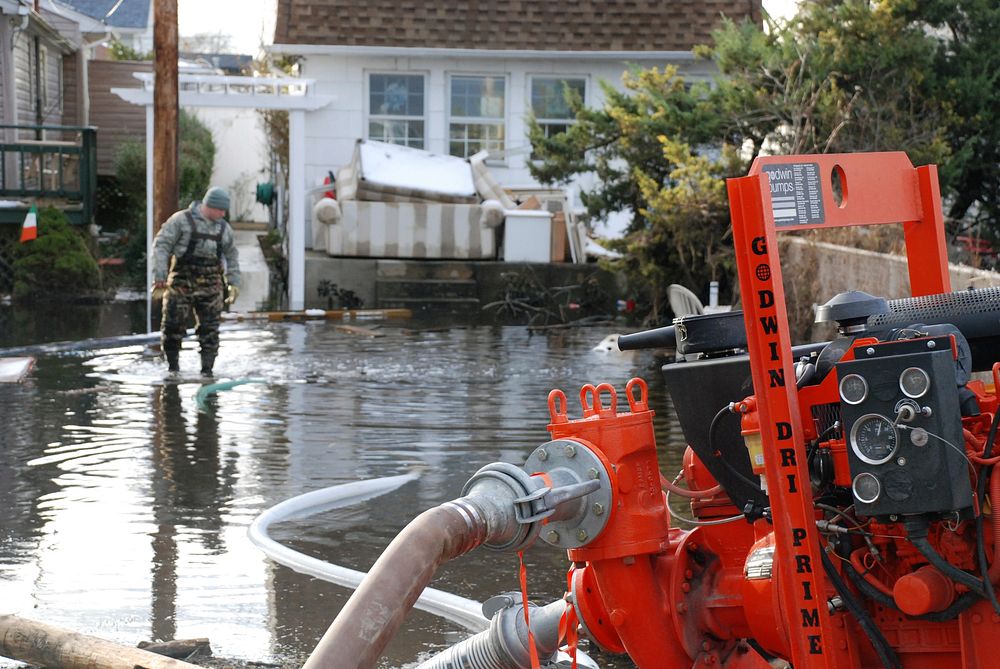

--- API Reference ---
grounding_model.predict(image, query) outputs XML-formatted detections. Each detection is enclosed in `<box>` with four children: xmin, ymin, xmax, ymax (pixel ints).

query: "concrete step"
<box><xmin>376</xmin><ymin>296</ymin><xmax>482</xmax><ymax>315</ymax></box>
<box><xmin>376</xmin><ymin>259</ymin><xmax>475</xmax><ymax>281</ymax></box>
<box><xmin>376</xmin><ymin>278</ymin><xmax>478</xmax><ymax>300</ymax></box>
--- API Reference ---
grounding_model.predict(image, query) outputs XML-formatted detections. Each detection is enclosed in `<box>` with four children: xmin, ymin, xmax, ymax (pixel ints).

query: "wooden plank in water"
<box><xmin>335</xmin><ymin>324</ymin><xmax>383</xmax><ymax>337</ymax></box>
<box><xmin>0</xmin><ymin>614</ymin><xmax>204</xmax><ymax>669</ymax></box>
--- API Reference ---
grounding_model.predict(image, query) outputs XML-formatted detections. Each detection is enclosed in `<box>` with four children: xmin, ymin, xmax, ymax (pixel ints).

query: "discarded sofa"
<box><xmin>312</xmin><ymin>141</ymin><xmax>507</xmax><ymax>260</ymax></box>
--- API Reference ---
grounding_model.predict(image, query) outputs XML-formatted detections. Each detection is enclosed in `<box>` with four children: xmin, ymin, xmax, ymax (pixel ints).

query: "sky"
<box><xmin>178</xmin><ymin>0</ymin><xmax>276</xmax><ymax>55</ymax></box>
<box><xmin>178</xmin><ymin>0</ymin><xmax>800</xmax><ymax>56</ymax></box>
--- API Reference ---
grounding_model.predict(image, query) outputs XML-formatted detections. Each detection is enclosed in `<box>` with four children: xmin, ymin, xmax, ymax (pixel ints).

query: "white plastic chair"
<box><xmin>668</xmin><ymin>284</ymin><xmax>704</xmax><ymax>318</ymax></box>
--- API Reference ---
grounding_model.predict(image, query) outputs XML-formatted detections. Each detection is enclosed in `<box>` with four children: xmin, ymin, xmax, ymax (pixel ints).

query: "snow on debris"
<box><xmin>359</xmin><ymin>140</ymin><xmax>477</xmax><ymax>198</ymax></box>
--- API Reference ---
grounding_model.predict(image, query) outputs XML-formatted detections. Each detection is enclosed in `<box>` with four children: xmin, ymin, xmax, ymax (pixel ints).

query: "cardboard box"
<box><xmin>550</xmin><ymin>212</ymin><xmax>569</xmax><ymax>262</ymax></box>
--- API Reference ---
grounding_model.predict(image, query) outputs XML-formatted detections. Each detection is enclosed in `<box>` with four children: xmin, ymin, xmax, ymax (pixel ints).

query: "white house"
<box><xmin>269</xmin><ymin>0</ymin><xmax>763</xmax><ymax>247</ymax></box>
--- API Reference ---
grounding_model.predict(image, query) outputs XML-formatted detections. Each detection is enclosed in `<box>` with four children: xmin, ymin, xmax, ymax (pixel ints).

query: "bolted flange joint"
<box><xmin>524</xmin><ymin>439</ymin><xmax>614</xmax><ymax>550</ymax></box>
<box><xmin>461</xmin><ymin>462</ymin><xmax>548</xmax><ymax>552</ymax></box>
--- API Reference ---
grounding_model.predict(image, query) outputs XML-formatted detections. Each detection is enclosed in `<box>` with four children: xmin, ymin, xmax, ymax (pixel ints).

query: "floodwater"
<box><xmin>0</xmin><ymin>316</ymin><xmax>689</xmax><ymax>668</ymax></box>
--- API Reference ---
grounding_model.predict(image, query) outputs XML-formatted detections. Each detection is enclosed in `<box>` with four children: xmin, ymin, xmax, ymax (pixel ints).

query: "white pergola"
<box><xmin>113</xmin><ymin>73</ymin><xmax>334</xmax><ymax>318</ymax></box>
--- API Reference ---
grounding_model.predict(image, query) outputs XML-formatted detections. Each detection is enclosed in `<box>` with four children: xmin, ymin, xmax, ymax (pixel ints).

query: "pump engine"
<box><xmin>560</xmin><ymin>288</ymin><xmax>1000</xmax><ymax>668</ymax></box>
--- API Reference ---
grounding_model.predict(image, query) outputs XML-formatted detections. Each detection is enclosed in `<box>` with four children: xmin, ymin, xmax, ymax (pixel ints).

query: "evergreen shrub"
<box><xmin>13</xmin><ymin>207</ymin><xmax>102</xmax><ymax>301</ymax></box>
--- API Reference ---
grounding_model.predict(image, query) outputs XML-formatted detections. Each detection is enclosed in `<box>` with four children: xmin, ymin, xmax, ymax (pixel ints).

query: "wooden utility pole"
<box><xmin>152</xmin><ymin>0</ymin><xmax>179</xmax><ymax>234</ymax></box>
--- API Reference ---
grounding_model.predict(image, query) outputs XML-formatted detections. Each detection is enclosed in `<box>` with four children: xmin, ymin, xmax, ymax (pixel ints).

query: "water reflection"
<box><xmin>0</xmin><ymin>322</ymin><xmax>683</xmax><ymax>669</ymax></box>
<box><xmin>150</xmin><ymin>384</ymin><xmax>237</xmax><ymax>641</ymax></box>
<box><xmin>0</xmin><ymin>301</ymin><xmax>147</xmax><ymax>349</ymax></box>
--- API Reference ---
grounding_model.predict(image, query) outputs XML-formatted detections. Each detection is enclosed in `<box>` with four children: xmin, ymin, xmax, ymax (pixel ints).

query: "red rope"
<box><xmin>558</xmin><ymin>598</ymin><xmax>579</xmax><ymax>669</ymax></box>
<box><xmin>517</xmin><ymin>551</ymin><xmax>542</xmax><ymax>669</ymax></box>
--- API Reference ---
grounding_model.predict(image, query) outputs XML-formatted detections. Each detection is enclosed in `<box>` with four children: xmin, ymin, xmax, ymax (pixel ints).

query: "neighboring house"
<box><xmin>0</xmin><ymin>0</ymin><xmax>84</xmax><ymax>130</ymax></box>
<box><xmin>54</xmin><ymin>0</ymin><xmax>153</xmax><ymax>54</ymax></box>
<box><xmin>179</xmin><ymin>52</ymin><xmax>254</xmax><ymax>76</ymax></box>
<box><xmin>0</xmin><ymin>1</ymin><xmax>153</xmax><ymax>161</ymax></box>
<box><xmin>0</xmin><ymin>0</ymin><xmax>96</xmax><ymax>291</ymax></box>
<box><xmin>270</xmin><ymin>0</ymin><xmax>763</xmax><ymax>248</ymax></box>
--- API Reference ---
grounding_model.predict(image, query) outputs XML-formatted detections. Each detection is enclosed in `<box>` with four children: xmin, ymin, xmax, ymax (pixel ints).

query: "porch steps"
<box><xmin>376</xmin><ymin>260</ymin><xmax>475</xmax><ymax>281</ymax></box>
<box><xmin>374</xmin><ymin>266</ymin><xmax>481</xmax><ymax>315</ymax></box>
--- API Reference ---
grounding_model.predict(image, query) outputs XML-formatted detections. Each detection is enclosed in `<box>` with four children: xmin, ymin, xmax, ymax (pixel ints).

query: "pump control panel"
<box><xmin>836</xmin><ymin>337</ymin><xmax>972</xmax><ymax>517</ymax></box>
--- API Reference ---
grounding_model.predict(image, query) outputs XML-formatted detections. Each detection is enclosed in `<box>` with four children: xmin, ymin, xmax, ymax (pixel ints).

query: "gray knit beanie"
<box><xmin>203</xmin><ymin>186</ymin><xmax>230</xmax><ymax>210</ymax></box>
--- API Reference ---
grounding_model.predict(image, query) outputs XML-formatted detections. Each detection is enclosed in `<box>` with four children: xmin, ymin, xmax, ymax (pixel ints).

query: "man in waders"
<box><xmin>152</xmin><ymin>186</ymin><xmax>241</xmax><ymax>377</ymax></box>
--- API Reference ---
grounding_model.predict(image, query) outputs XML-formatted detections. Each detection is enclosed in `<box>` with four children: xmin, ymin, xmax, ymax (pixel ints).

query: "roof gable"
<box><xmin>58</xmin><ymin>0</ymin><xmax>150</xmax><ymax>30</ymax></box>
<box><xmin>274</xmin><ymin>0</ymin><xmax>762</xmax><ymax>52</ymax></box>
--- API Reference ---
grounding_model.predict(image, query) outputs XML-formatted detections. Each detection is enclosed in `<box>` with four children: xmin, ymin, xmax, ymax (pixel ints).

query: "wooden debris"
<box><xmin>516</xmin><ymin>194</ymin><xmax>542</xmax><ymax>210</ymax></box>
<box><xmin>0</xmin><ymin>614</ymin><xmax>204</xmax><ymax>669</ymax></box>
<box><xmin>138</xmin><ymin>638</ymin><xmax>212</xmax><ymax>660</ymax></box>
<box><xmin>335</xmin><ymin>324</ymin><xmax>384</xmax><ymax>337</ymax></box>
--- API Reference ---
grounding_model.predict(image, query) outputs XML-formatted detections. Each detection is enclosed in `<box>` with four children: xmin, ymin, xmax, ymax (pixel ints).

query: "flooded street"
<box><xmin>0</xmin><ymin>318</ymin><xmax>686</xmax><ymax>668</ymax></box>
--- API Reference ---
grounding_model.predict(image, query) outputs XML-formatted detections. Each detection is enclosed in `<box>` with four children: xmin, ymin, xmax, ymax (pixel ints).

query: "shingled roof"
<box><xmin>58</xmin><ymin>0</ymin><xmax>149</xmax><ymax>30</ymax></box>
<box><xmin>273</xmin><ymin>0</ymin><xmax>762</xmax><ymax>51</ymax></box>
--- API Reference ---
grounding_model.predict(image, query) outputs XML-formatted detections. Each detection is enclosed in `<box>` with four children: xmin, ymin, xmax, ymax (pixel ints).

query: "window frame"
<box><xmin>365</xmin><ymin>71</ymin><xmax>429</xmax><ymax>149</ymax></box>
<box><xmin>54</xmin><ymin>52</ymin><xmax>63</xmax><ymax>114</ymax></box>
<box><xmin>447</xmin><ymin>72</ymin><xmax>509</xmax><ymax>164</ymax></box>
<box><xmin>527</xmin><ymin>74</ymin><xmax>588</xmax><ymax>158</ymax></box>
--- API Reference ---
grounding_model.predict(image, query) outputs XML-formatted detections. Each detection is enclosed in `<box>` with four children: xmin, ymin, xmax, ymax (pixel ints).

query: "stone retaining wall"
<box><xmin>781</xmin><ymin>237</ymin><xmax>1000</xmax><ymax>341</ymax></box>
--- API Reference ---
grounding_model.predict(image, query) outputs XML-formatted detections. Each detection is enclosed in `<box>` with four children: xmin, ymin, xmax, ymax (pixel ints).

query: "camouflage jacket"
<box><xmin>152</xmin><ymin>202</ymin><xmax>241</xmax><ymax>287</ymax></box>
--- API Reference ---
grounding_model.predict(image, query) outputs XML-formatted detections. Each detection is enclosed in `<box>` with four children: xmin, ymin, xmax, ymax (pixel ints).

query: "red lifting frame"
<box><xmin>726</xmin><ymin>152</ymin><xmax>949</xmax><ymax>669</ymax></box>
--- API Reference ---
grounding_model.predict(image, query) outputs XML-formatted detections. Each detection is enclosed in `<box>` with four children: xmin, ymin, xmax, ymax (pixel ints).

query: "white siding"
<box><xmin>0</xmin><ymin>20</ymin><xmax>8</xmax><ymax>124</ymax></box>
<box><xmin>13</xmin><ymin>35</ymin><xmax>31</xmax><ymax>129</ymax></box>
<box><xmin>10</xmin><ymin>31</ymin><xmax>69</xmax><ymax>132</ymax></box>
<box><xmin>195</xmin><ymin>107</ymin><xmax>271</xmax><ymax>223</ymax></box>
<box><xmin>298</xmin><ymin>52</ymin><xmax>717</xmax><ymax>248</ymax></box>
<box><xmin>43</xmin><ymin>43</ymin><xmax>65</xmax><ymax>126</ymax></box>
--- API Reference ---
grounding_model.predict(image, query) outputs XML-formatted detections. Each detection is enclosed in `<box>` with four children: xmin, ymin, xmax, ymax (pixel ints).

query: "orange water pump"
<box><xmin>528</xmin><ymin>153</ymin><xmax>1000</xmax><ymax>668</ymax></box>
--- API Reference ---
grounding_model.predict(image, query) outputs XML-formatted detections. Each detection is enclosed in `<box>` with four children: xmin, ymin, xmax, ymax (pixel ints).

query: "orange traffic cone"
<box><xmin>19</xmin><ymin>205</ymin><xmax>37</xmax><ymax>243</ymax></box>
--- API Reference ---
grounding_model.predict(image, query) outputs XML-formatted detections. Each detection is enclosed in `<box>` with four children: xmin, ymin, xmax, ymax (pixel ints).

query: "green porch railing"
<box><xmin>0</xmin><ymin>124</ymin><xmax>98</xmax><ymax>225</ymax></box>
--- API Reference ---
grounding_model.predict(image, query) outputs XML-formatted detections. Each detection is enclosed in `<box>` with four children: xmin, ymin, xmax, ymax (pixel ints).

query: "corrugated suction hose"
<box><xmin>416</xmin><ymin>599</ymin><xmax>567</xmax><ymax>669</ymax></box>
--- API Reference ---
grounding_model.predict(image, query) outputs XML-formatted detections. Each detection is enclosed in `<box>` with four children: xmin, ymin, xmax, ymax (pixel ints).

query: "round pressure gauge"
<box><xmin>839</xmin><ymin>373</ymin><xmax>869</xmax><ymax>405</ymax></box>
<box><xmin>899</xmin><ymin>366</ymin><xmax>931</xmax><ymax>399</ymax></box>
<box><xmin>852</xmin><ymin>472</ymin><xmax>882</xmax><ymax>504</ymax></box>
<box><xmin>850</xmin><ymin>414</ymin><xmax>899</xmax><ymax>465</ymax></box>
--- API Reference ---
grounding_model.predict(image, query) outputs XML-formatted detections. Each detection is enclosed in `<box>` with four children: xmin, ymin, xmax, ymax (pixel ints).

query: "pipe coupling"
<box><xmin>461</xmin><ymin>462</ymin><xmax>545</xmax><ymax>551</ymax></box>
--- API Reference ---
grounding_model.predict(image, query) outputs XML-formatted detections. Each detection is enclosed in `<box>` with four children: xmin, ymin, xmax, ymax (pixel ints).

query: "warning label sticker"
<box><xmin>761</xmin><ymin>162</ymin><xmax>825</xmax><ymax>228</ymax></box>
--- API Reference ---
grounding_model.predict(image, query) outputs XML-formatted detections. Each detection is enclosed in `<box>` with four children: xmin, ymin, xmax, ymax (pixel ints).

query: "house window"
<box><xmin>368</xmin><ymin>73</ymin><xmax>425</xmax><ymax>148</ymax></box>
<box><xmin>449</xmin><ymin>75</ymin><xmax>506</xmax><ymax>161</ymax></box>
<box><xmin>27</xmin><ymin>46</ymin><xmax>48</xmax><ymax>114</ymax></box>
<box><xmin>530</xmin><ymin>76</ymin><xmax>586</xmax><ymax>155</ymax></box>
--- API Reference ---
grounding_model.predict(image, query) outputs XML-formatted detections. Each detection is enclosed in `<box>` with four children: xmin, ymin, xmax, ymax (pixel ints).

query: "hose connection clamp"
<box><xmin>462</xmin><ymin>462</ymin><xmax>547</xmax><ymax>551</ymax></box>
<box><xmin>513</xmin><ymin>479</ymin><xmax>602</xmax><ymax>525</ymax></box>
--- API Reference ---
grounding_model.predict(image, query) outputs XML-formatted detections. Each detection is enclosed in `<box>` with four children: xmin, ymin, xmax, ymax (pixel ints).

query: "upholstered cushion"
<box><xmin>469</xmin><ymin>151</ymin><xmax>517</xmax><ymax>209</ymax></box>
<box><xmin>321</xmin><ymin>201</ymin><xmax>495</xmax><ymax>259</ymax></box>
<box><xmin>479</xmin><ymin>199</ymin><xmax>505</xmax><ymax>228</ymax></box>
<box><xmin>335</xmin><ymin>166</ymin><xmax>358</xmax><ymax>201</ymax></box>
